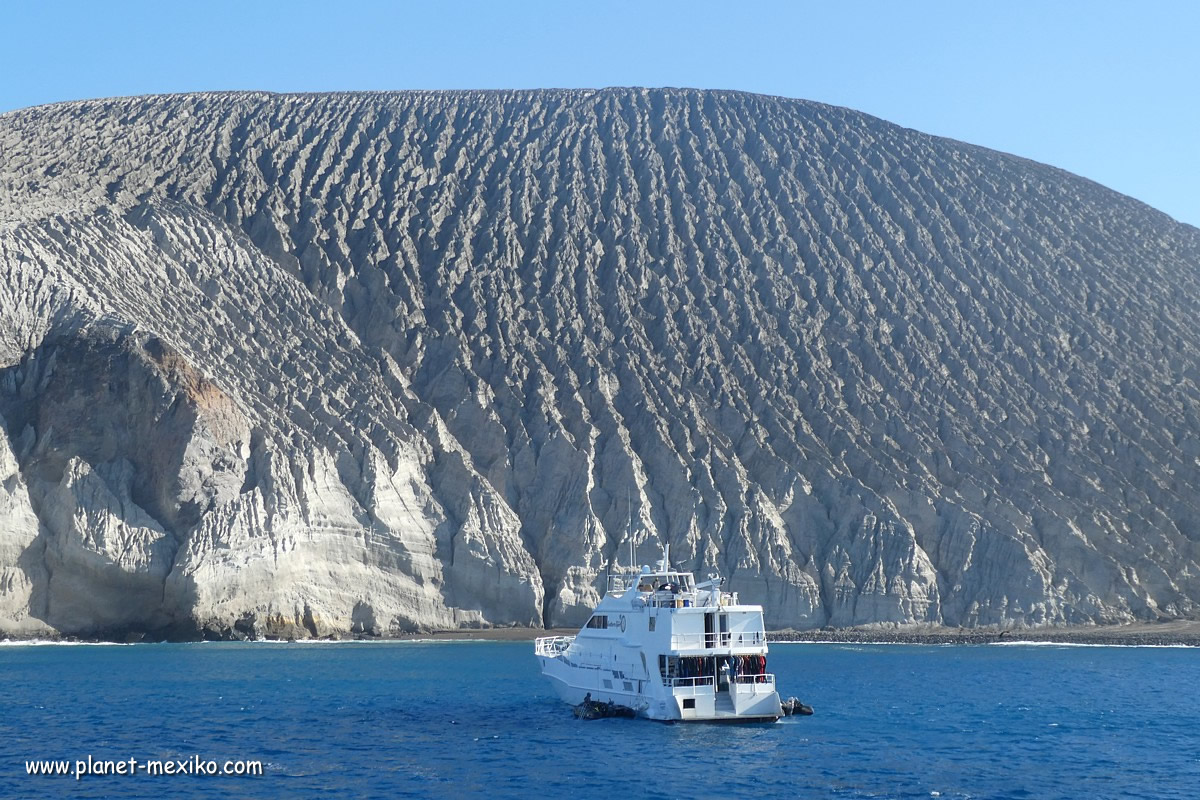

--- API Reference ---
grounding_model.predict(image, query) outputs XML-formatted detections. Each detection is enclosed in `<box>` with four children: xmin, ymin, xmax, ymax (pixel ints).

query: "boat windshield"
<box><xmin>608</xmin><ymin>571</ymin><xmax>695</xmax><ymax>595</ymax></box>
<box><xmin>634</xmin><ymin>572</ymin><xmax>694</xmax><ymax>592</ymax></box>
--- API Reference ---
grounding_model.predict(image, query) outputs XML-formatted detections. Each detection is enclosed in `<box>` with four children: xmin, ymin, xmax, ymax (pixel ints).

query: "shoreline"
<box><xmin>4</xmin><ymin>621</ymin><xmax>1200</xmax><ymax>647</ymax></box>
<box><xmin>768</xmin><ymin>621</ymin><xmax>1200</xmax><ymax>648</ymax></box>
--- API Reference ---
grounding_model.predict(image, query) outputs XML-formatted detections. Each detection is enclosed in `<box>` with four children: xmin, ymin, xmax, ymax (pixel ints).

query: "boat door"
<box><xmin>715</xmin><ymin>613</ymin><xmax>731</xmax><ymax>692</ymax></box>
<box><xmin>704</xmin><ymin>612</ymin><xmax>730</xmax><ymax>649</ymax></box>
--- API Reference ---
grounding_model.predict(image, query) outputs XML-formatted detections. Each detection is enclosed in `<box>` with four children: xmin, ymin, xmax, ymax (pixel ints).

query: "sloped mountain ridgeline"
<box><xmin>1</xmin><ymin>89</ymin><xmax>1198</xmax><ymax>639</ymax></box>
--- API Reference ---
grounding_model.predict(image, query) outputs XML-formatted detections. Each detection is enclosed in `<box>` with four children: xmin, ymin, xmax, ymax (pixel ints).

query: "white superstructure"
<box><xmin>535</xmin><ymin>547</ymin><xmax>785</xmax><ymax>722</ymax></box>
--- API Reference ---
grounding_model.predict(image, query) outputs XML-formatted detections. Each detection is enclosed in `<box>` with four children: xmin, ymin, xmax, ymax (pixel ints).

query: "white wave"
<box><xmin>772</xmin><ymin>639</ymin><xmax>1197</xmax><ymax>649</ymax></box>
<box><xmin>988</xmin><ymin>640</ymin><xmax>1196</xmax><ymax>649</ymax></box>
<box><xmin>0</xmin><ymin>639</ymin><xmax>141</xmax><ymax>647</ymax></box>
<box><xmin>771</xmin><ymin>640</ymin><xmax>959</xmax><ymax>647</ymax></box>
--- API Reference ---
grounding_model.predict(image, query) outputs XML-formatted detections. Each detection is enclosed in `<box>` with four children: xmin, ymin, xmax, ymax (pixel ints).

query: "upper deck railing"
<box><xmin>666</xmin><ymin>674</ymin><xmax>776</xmax><ymax>695</ymax></box>
<box><xmin>605</xmin><ymin>560</ymin><xmax>748</xmax><ymax>608</ymax></box>
<box><xmin>669</xmin><ymin>675</ymin><xmax>715</xmax><ymax>695</ymax></box>
<box><xmin>732</xmin><ymin>673</ymin><xmax>776</xmax><ymax>693</ymax></box>
<box><xmin>669</xmin><ymin>630</ymin><xmax>766</xmax><ymax>650</ymax></box>
<box><xmin>606</xmin><ymin>573</ymin><xmax>639</xmax><ymax>594</ymax></box>
<box><xmin>534</xmin><ymin>635</ymin><xmax>574</xmax><ymax>657</ymax></box>
<box><xmin>606</xmin><ymin>582</ymin><xmax>740</xmax><ymax>609</ymax></box>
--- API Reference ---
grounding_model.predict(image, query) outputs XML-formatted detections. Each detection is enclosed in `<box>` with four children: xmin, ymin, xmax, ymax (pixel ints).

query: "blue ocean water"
<box><xmin>1</xmin><ymin>640</ymin><xmax>1197</xmax><ymax>799</ymax></box>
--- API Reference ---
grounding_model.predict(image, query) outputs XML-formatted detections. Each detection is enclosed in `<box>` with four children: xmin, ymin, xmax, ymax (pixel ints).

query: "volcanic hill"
<box><xmin>1</xmin><ymin>89</ymin><xmax>1198</xmax><ymax>638</ymax></box>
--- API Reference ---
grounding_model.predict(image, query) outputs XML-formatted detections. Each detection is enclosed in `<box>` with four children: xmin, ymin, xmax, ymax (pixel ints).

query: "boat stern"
<box><xmin>729</xmin><ymin>677</ymin><xmax>784</xmax><ymax>719</ymax></box>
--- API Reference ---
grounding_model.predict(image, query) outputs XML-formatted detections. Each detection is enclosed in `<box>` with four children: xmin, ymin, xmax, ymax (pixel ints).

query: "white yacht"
<box><xmin>534</xmin><ymin>547</ymin><xmax>786</xmax><ymax>722</ymax></box>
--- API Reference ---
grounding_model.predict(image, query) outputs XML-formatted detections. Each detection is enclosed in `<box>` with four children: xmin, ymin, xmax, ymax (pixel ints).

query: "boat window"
<box><xmin>648</xmin><ymin>617</ymin><xmax>656</xmax><ymax>632</ymax></box>
<box><xmin>586</xmin><ymin>615</ymin><xmax>608</xmax><ymax>629</ymax></box>
<box><xmin>682</xmin><ymin>699</ymin><xmax>695</xmax><ymax>710</ymax></box>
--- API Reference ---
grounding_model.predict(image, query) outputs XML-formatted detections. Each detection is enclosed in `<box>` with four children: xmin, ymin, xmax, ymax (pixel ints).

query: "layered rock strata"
<box><xmin>1</xmin><ymin>89</ymin><xmax>1198</xmax><ymax>637</ymax></box>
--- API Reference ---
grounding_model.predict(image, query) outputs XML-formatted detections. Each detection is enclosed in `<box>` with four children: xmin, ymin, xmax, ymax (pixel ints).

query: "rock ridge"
<box><xmin>1</xmin><ymin>88</ymin><xmax>1198</xmax><ymax>638</ymax></box>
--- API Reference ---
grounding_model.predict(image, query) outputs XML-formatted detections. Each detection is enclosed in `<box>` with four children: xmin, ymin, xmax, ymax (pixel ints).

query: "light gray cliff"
<box><xmin>1</xmin><ymin>89</ymin><xmax>1198</xmax><ymax>638</ymax></box>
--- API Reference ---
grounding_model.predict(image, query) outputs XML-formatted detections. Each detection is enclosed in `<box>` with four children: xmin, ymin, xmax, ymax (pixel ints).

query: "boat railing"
<box><xmin>669</xmin><ymin>676</ymin><xmax>715</xmax><ymax>695</ymax></box>
<box><xmin>646</xmin><ymin>591</ymin><xmax>740</xmax><ymax>608</ymax></box>
<box><xmin>669</xmin><ymin>631</ymin><xmax>766</xmax><ymax>650</ymax></box>
<box><xmin>606</xmin><ymin>573</ymin><xmax>640</xmax><ymax>594</ymax></box>
<box><xmin>648</xmin><ymin>591</ymin><xmax>698</xmax><ymax>608</ymax></box>
<box><xmin>732</xmin><ymin>673</ymin><xmax>776</xmax><ymax>692</ymax></box>
<box><xmin>534</xmin><ymin>635</ymin><xmax>574</xmax><ymax>657</ymax></box>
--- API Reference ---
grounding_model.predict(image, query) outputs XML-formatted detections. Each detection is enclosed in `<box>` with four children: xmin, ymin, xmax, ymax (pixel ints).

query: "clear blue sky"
<box><xmin>2</xmin><ymin>1</ymin><xmax>1196</xmax><ymax>227</ymax></box>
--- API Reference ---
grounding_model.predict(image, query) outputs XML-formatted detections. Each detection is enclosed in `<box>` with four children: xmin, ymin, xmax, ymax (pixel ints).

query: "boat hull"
<box><xmin>538</xmin><ymin>655</ymin><xmax>781</xmax><ymax>723</ymax></box>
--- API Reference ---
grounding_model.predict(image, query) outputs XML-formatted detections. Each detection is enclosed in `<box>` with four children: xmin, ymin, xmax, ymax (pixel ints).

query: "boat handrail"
<box><xmin>647</xmin><ymin>591</ymin><xmax>695</xmax><ymax>608</ymax></box>
<box><xmin>607</xmin><ymin>576</ymin><xmax>738</xmax><ymax>608</ymax></box>
<box><xmin>534</xmin><ymin>635</ymin><xmax>575</xmax><ymax>657</ymax></box>
<box><xmin>669</xmin><ymin>631</ymin><xmax>766</xmax><ymax>650</ymax></box>
<box><xmin>732</xmin><ymin>673</ymin><xmax>776</xmax><ymax>693</ymax></box>
<box><xmin>646</xmin><ymin>591</ymin><xmax>740</xmax><ymax>608</ymax></box>
<box><xmin>669</xmin><ymin>675</ymin><xmax>715</xmax><ymax>695</ymax></box>
<box><xmin>606</xmin><ymin>573</ymin><xmax>639</xmax><ymax>594</ymax></box>
<box><xmin>732</xmin><ymin>672</ymin><xmax>775</xmax><ymax>686</ymax></box>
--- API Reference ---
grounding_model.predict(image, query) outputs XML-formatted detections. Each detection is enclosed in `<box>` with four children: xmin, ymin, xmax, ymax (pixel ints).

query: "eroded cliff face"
<box><xmin>1</xmin><ymin>89</ymin><xmax>1198</xmax><ymax>637</ymax></box>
